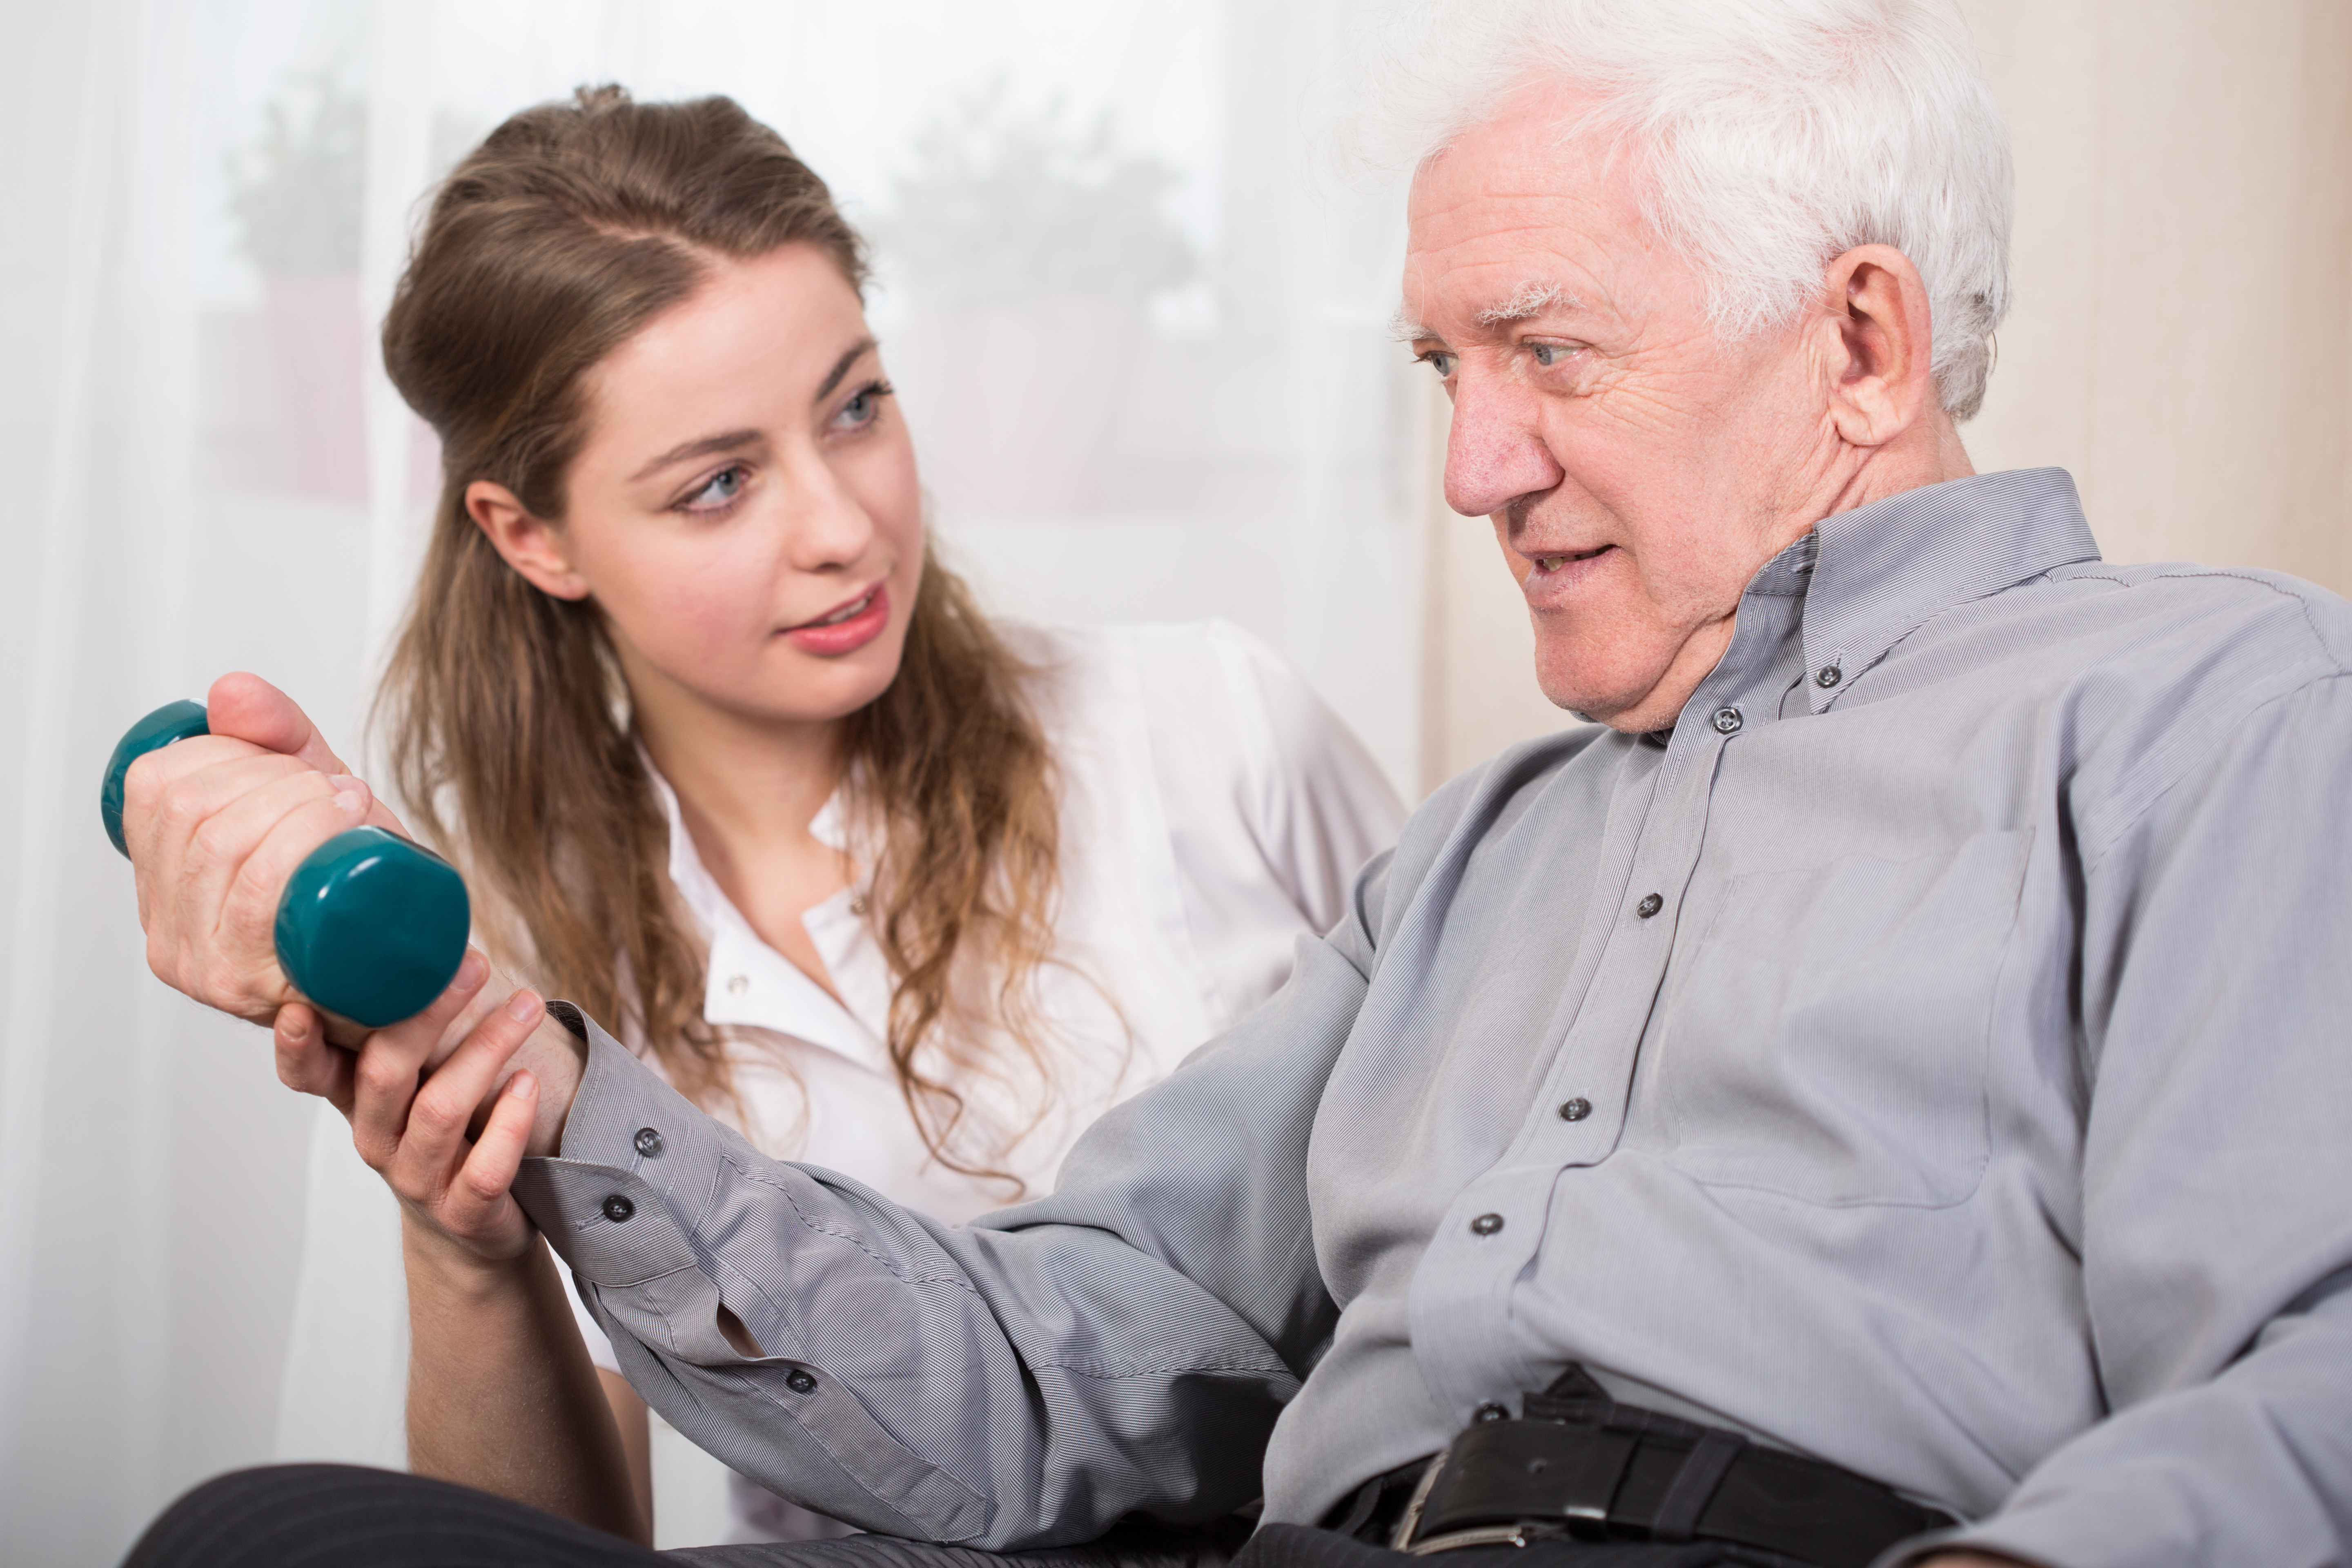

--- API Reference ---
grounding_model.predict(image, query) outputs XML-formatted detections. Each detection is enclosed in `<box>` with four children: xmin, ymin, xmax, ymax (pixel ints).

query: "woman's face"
<box><xmin>475</xmin><ymin>242</ymin><xmax>924</xmax><ymax>737</ymax></box>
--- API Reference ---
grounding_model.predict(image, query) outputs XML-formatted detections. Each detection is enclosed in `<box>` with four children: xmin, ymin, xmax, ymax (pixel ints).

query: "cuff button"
<box><xmin>601</xmin><ymin>1195</ymin><xmax>635</xmax><ymax>1223</ymax></box>
<box><xmin>785</xmin><ymin>1369</ymin><xmax>818</xmax><ymax>1394</ymax></box>
<box><xmin>633</xmin><ymin>1127</ymin><xmax>664</xmax><ymax>1158</ymax></box>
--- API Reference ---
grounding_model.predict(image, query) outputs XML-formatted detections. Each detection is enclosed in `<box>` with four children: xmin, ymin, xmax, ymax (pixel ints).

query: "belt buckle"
<box><xmin>1391</xmin><ymin>1420</ymin><xmax>1631</xmax><ymax>1555</ymax></box>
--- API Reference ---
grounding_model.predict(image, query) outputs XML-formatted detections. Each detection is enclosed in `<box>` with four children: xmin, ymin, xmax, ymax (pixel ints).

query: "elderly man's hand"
<box><xmin>120</xmin><ymin>672</ymin><xmax>412</xmax><ymax>1031</ymax></box>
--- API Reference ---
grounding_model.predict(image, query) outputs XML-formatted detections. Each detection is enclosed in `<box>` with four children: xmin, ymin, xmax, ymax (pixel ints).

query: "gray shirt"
<box><xmin>517</xmin><ymin>469</ymin><xmax>2352</xmax><ymax>1568</ymax></box>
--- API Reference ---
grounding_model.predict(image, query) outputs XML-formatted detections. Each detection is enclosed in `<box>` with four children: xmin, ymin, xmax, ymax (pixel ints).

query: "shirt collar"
<box><xmin>639</xmin><ymin>751</ymin><xmax>887</xmax><ymax>1067</ymax></box>
<box><xmin>1796</xmin><ymin>468</ymin><xmax>2101</xmax><ymax>713</ymax></box>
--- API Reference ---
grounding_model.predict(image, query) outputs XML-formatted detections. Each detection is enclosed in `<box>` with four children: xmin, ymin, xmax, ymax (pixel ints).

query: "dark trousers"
<box><xmin>123</xmin><ymin>1466</ymin><xmax>1816</xmax><ymax>1568</ymax></box>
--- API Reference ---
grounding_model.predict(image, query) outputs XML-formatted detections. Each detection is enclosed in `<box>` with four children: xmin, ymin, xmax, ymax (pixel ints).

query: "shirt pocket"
<box><xmin>1654</xmin><ymin>830</ymin><xmax>2031</xmax><ymax>1208</ymax></box>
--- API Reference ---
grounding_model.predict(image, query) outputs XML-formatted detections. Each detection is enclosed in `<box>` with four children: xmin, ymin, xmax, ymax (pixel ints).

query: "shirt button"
<box><xmin>1711</xmin><ymin>706</ymin><xmax>1743</xmax><ymax>735</ymax></box>
<box><xmin>633</xmin><ymin>1127</ymin><xmax>664</xmax><ymax>1158</ymax></box>
<box><xmin>1470</xmin><ymin>1213</ymin><xmax>1504</xmax><ymax>1236</ymax></box>
<box><xmin>1635</xmin><ymin>893</ymin><xmax>1664</xmax><ymax>919</ymax></box>
<box><xmin>601</xmin><ymin>1195</ymin><xmax>635</xmax><ymax>1223</ymax></box>
<box><xmin>849</xmin><ymin>895</ymin><xmax>869</xmax><ymax>917</ymax></box>
<box><xmin>1474</xmin><ymin>1402</ymin><xmax>1510</xmax><ymax>1423</ymax></box>
<box><xmin>1558</xmin><ymin>1098</ymin><xmax>1592</xmax><ymax>1122</ymax></box>
<box><xmin>785</xmin><ymin>1369</ymin><xmax>818</xmax><ymax>1394</ymax></box>
<box><xmin>1815</xmin><ymin>664</ymin><xmax>1842</xmax><ymax>688</ymax></box>
<box><xmin>726</xmin><ymin>974</ymin><xmax>749</xmax><ymax>996</ymax></box>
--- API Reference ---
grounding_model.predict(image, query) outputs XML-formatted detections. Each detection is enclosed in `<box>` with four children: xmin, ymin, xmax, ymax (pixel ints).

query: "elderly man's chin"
<box><xmin>1530</xmin><ymin>615</ymin><xmax>1730</xmax><ymax>733</ymax></box>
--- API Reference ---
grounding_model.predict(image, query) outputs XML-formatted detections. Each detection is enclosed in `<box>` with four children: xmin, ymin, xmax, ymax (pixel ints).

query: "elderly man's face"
<box><xmin>1403</xmin><ymin>89</ymin><xmax>1832</xmax><ymax>732</ymax></box>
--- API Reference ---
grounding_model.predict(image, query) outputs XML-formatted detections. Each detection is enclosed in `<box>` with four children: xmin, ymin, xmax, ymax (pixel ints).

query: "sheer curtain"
<box><xmin>0</xmin><ymin>2</ymin><xmax>1419</xmax><ymax>1562</ymax></box>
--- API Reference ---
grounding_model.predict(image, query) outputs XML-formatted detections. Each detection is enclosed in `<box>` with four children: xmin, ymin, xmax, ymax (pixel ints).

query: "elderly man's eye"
<box><xmin>1530</xmin><ymin>342</ymin><xmax>1583</xmax><ymax>368</ymax></box>
<box><xmin>1415</xmin><ymin>350</ymin><xmax>1458</xmax><ymax>378</ymax></box>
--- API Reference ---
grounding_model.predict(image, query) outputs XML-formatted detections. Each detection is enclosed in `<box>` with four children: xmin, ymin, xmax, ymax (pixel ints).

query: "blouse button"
<box><xmin>726</xmin><ymin>974</ymin><xmax>749</xmax><ymax>996</ymax></box>
<box><xmin>849</xmin><ymin>895</ymin><xmax>869</xmax><ymax>917</ymax></box>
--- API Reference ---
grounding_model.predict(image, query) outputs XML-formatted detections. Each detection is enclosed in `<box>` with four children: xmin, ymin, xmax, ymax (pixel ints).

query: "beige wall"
<box><xmin>1418</xmin><ymin>0</ymin><xmax>2352</xmax><ymax>793</ymax></box>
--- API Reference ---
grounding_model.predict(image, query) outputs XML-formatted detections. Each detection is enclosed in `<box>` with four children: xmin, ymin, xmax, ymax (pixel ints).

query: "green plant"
<box><xmin>228</xmin><ymin>74</ymin><xmax>366</xmax><ymax>275</ymax></box>
<box><xmin>873</xmin><ymin>84</ymin><xmax>1196</xmax><ymax>312</ymax></box>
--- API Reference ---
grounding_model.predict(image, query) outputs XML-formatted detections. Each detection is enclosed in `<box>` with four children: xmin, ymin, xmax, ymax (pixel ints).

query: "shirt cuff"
<box><xmin>507</xmin><ymin>1002</ymin><xmax>992</xmax><ymax>1543</ymax></box>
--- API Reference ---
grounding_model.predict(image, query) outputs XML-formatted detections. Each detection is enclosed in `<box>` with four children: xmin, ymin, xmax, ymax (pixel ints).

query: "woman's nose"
<box><xmin>780</xmin><ymin>461</ymin><xmax>879</xmax><ymax>571</ymax></box>
<box><xmin>1443</xmin><ymin>376</ymin><xmax>1564</xmax><ymax>520</ymax></box>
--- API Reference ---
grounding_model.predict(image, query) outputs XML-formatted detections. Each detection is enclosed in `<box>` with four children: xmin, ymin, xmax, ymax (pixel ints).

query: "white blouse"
<box><xmin>567</xmin><ymin>620</ymin><xmax>1405</xmax><ymax>1541</ymax></box>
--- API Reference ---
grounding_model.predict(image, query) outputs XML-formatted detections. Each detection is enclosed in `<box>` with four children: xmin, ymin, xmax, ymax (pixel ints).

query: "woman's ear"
<box><xmin>1816</xmin><ymin>243</ymin><xmax>1937</xmax><ymax>449</ymax></box>
<box><xmin>466</xmin><ymin>480</ymin><xmax>591</xmax><ymax>601</ymax></box>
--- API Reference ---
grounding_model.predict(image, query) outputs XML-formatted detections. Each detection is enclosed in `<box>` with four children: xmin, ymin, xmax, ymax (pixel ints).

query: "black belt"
<box><xmin>1375</xmin><ymin>1368</ymin><xmax>1956</xmax><ymax>1568</ymax></box>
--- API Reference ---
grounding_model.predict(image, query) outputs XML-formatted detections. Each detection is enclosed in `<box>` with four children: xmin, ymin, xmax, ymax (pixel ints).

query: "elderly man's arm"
<box><xmin>508</xmin><ymin>866</ymin><xmax>1389</xmax><ymax>1550</ymax></box>
<box><xmin>1913</xmin><ymin>672</ymin><xmax>2352</xmax><ymax>1568</ymax></box>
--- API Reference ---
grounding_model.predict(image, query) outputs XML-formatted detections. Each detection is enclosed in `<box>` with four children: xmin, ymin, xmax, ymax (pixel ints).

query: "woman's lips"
<box><xmin>781</xmin><ymin>583</ymin><xmax>890</xmax><ymax>656</ymax></box>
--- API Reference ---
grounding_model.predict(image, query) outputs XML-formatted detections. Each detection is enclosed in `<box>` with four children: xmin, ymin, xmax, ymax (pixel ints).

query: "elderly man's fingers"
<box><xmin>206</xmin><ymin>672</ymin><xmax>350</xmax><ymax>775</ymax></box>
<box><xmin>136</xmin><ymin>765</ymin><xmax>365</xmax><ymax>1016</ymax></box>
<box><xmin>347</xmin><ymin>949</ymin><xmax>492</xmax><ymax>1170</ymax></box>
<box><xmin>126</xmin><ymin>743</ymin><xmax>313</xmax><ymax>881</ymax></box>
<box><xmin>205</xmin><ymin>673</ymin><xmax>412</xmax><ymax>838</ymax></box>
<box><xmin>162</xmin><ymin>784</ymin><xmax>372</xmax><ymax>1020</ymax></box>
<box><xmin>274</xmin><ymin>1002</ymin><xmax>356</xmax><ymax>1117</ymax></box>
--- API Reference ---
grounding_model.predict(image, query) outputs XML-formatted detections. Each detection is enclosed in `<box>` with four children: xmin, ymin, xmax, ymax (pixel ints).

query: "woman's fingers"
<box><xmin>274</xmin><ymin>1002</ymin><xmax>356</xmax><ymax>1116</ymax></box>
<box><xmin>444</xmin><ymin>1069</ymin><xmax>539</xmax><ymax>1248</ymax></box>
<box><xmin>390</xmin><ymin>987</ymin><xmax>549</xmax><ymax>1262</ymax></box>
<box><xmin>348</xmin><ymin>949</ymin><xmax>491</xmax><ymax>1169</ymax></box>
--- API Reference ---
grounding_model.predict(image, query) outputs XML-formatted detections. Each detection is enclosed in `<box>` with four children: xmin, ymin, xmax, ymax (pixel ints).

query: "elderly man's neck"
<box><xmin>1594</xmin><ymin>413</ymin><xmax>1977</xmax><ymax>737</ymax></box>
<box><xmin>1806</xmin><ymin>405</ymin><xmax>1978</xmax><ymax>527</ymax></box>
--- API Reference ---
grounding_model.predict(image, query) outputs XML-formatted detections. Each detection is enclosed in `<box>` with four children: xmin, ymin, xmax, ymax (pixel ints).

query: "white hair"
<box><xmin>1340</xmin><ymin>0</ymin><xmax>2014</xmax><ymax>419</ymax></box>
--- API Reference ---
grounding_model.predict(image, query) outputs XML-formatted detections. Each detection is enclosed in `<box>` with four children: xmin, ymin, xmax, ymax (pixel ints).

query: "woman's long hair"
<box><xmin>375</xmin><ymin>87</ymin><xmax>1062</xmax><ymax>1179</ymax></box>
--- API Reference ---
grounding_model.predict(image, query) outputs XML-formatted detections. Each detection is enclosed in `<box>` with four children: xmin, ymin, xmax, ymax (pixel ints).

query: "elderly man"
<box><xmin>120</xmin><ymin>2</ymin><xmax>2350</xmax><ymax>1567</ymax></box>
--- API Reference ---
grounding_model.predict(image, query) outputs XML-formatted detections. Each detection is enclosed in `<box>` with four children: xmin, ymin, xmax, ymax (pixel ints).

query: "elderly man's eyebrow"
<box><xmin>1476</xmin><ymin>282</ymin><xmax>1583</xmax><ymax>325</ymax></box>
<box><xmin>1389</xmin><ymin>308</ymin><xmax>1435</xmax><ymax>342</ymax></box>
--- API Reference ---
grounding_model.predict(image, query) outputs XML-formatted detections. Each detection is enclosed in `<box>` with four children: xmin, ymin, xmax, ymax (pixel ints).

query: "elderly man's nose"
<box><xmin>1443</xmin><ymin>392</ymin><xmax>1564</xmax><ymax>519</ymax></box>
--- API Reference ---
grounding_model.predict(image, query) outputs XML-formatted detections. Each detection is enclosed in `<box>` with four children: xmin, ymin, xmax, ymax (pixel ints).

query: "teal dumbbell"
<box><xmin>102</xmin><ymin>700</ymin><xmax>472</xmax><ymax>1029</ymax></box>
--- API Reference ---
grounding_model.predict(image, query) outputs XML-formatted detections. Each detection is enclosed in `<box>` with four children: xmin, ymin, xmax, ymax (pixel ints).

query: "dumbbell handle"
<box><xmin>102</xmin><ymin>701</ymin><xmax>472</xmax><ymax>1029</ymax></box>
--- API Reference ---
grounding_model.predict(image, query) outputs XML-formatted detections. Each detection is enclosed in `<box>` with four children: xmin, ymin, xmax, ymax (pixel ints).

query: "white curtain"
<box><xmin>0</xmin><ymin>2</ymin><xmax>1419</xmax><ymax>1562</ymax></box>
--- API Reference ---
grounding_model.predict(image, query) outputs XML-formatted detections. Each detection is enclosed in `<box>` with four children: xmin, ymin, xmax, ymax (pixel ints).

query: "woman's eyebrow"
<box><xmin>629</xmin><ymin>429</ymin><xmax>761</xmax><ymax>482</ymax></box>
<box><xmin>814</xmin><ymin>336</ymin><xmax>879</xmax><ymax>403</ymax></box>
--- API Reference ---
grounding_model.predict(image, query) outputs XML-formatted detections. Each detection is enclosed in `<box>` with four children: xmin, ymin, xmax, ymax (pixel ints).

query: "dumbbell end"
<box><xmin>275</xmin><ymin>826</ymin><xmax>472</xmax><ymax>1029</ymax></box>
<box><xmin>102</xmin><ymin>700</ymin><xmax>212</xmax><ymax>857</ymax></box>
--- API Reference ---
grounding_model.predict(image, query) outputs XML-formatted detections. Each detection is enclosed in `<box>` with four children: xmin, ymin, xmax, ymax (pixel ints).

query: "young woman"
<box><xmin>310</xmin><ymin>86</ymin><xmax>1400</xmax><ymax>1546</ymax></box>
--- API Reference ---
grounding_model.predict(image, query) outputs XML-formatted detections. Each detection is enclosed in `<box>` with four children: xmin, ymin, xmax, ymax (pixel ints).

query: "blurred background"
<box><xmin>0</xmin><ymin>1</ymin><xmax>2343</xmax><ymax>1562</ymax></box>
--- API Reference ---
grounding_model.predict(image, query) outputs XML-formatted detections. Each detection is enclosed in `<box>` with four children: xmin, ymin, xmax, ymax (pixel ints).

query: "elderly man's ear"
<box><xmin>1817</xmin><ymin>243</ymin><xmax>1939</xmax><ymax>448</ymax></box>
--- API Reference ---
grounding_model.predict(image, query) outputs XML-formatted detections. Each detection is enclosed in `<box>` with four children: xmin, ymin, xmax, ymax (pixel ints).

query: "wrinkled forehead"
<box><xmin>1400</xmin><ymin>103</ymin><xmax>1661</xmax><ymax>330</ymax></box>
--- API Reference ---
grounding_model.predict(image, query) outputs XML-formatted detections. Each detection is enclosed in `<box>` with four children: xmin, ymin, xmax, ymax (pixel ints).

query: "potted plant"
<box><xmin>227</xmin><ymin>74</ymin><xmax>368</xmax><ymax>501</ymax></box>
<box><xmin>872</xmin><ymin>87</ymin><xmax>1196</xmax><ymax>515</ymax></box>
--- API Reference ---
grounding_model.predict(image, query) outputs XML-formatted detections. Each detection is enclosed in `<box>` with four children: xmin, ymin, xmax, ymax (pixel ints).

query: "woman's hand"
<box><xmin>277</xmin><ymin>960</ymin><xmax>552</xmax><ymax>1268</ymax></box>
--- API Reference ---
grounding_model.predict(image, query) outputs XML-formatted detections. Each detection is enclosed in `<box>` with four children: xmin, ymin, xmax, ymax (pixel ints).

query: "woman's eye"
<box><xmin>684</xmin><ymin>465</ymin><xmax>748</xmax><ymax>511</ymax></box>
<box><xmin>832</xmin><ymin>381</ymin><xmax>893</xmax><ymax>430</ymax></box>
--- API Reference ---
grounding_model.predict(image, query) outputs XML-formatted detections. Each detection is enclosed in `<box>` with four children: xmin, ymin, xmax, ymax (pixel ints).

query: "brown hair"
<box><xmin>376</xmin><ymin>87</ymin><xmax>1062</xmax><ymax>1180</ymax></box>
